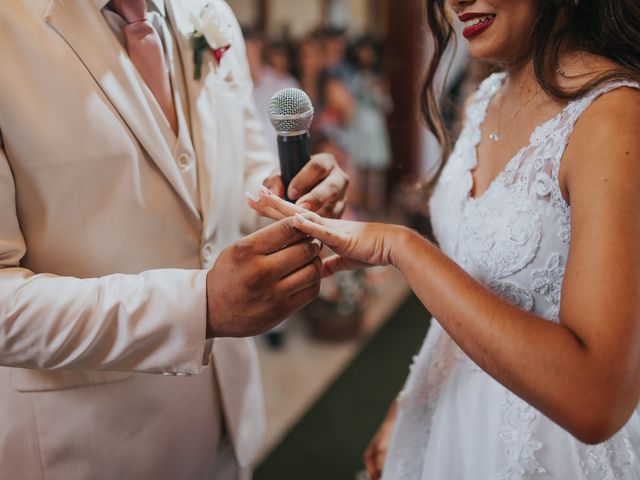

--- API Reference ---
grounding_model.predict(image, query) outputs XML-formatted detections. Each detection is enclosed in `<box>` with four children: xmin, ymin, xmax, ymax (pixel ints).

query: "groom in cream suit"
<box><xmin>0</xmin><ymin>0</ymin><xmax>348</xmax><ymax>478</ymax></box>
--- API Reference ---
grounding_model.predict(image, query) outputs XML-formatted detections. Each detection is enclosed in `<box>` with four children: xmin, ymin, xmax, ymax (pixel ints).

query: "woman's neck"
<box><xmin>503</xmin><ymin>59</ymin><xmax>540</xmax><ymax>104</ymax></box>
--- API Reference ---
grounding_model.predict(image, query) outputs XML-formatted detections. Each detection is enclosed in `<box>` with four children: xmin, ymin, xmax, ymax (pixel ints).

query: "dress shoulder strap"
<box><xmin>463</xmin><ymin>72</ymin><xmax>507</xmax><ymax>130</ymax></box>
<box><xmin>547</xmin><ymin>80</ymin><xmax>640</xmax><ymax>182</ymax></box>
<box><xmin>561</xmin><ymin>80</ymin><xmax>640</xmax><ymax>132</ymax></box>
<box><xmin>475</xmin><ymin>72</ymin><xmax>507</xmax><ymax>102</ymax></box>
<box><xmin>469</xmin><ymin>72</ymin><xmax>506</xmax><ymax>108</ymax></box>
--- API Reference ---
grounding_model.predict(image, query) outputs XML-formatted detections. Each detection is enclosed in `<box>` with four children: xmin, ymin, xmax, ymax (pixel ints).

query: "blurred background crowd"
<box><xmin>244</xmin><ymin>26</ymin><xmax>393</xmax><ymax>220</ymax></box>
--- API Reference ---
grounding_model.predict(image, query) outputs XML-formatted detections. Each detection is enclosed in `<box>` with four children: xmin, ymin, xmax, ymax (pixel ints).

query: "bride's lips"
<box><xmin>459</xmin><ymin>13</ymin><xmax>496</xmax><ymax>39</ymax></box>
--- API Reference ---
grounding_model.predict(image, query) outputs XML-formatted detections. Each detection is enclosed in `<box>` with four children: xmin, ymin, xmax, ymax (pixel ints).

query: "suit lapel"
<box><xmin>165</xmin><ymin>0</ymin><xmax>219</xmax><ymax>239</ymax></box>
<box><xmin>45</xmin><ymin>0</ymin><xmax>200</xmax><ymax>219</ymax></box>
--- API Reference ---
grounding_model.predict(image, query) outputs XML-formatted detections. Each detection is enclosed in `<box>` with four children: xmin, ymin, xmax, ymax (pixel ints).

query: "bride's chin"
<box><xmin>468</xmin><ymin>40</ymin><xmax>529</xmax><ymax>66</ymax></box>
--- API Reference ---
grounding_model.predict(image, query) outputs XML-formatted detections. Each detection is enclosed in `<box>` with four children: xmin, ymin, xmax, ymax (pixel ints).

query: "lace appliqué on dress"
<box><xmin>551</xmin><ymin>187</ymin><xmax>571</xmax><ymax>245</ymax></box>
<box><xmin>489</xmin><ymin>281</ymin><xmax>535</xmax><ymax>312</ymax></box>
<box><xmin>491</xmin><ymin>393</ymin><xmax>547</xmax><ymax>480</ymax></box>
<box><xmin>458</xmin><ymin>193</ymin><xmax>543</xmax><ymax>281</ymax></box>
<box><xmin>581</xmin><ymin>436</ymin><xmax>635</xmax><ymax>480</ymax></box>
<box><xmin>531</xmin><ymin>254</ymin><xmax>565</xmax><ymax>321</ymax></box>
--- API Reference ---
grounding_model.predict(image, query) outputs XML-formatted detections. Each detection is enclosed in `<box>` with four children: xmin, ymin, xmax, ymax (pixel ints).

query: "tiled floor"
<box><xmin>256</xmin><ymin>267</ymin><xmax>409</xmax><ymax>462</ymax></box>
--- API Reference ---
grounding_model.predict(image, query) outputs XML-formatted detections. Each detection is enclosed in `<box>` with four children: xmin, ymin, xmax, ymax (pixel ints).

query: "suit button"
<box><xmin>177</xmin><ymin>153</ymin><xmax>192</xmax><ymax>169</ymax></box>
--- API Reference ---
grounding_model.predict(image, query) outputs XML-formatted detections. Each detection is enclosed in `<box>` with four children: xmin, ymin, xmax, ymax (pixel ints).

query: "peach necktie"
<box><xmin>110</xmin><ymin>0</ymin><xmax>178</xmax><ymax>134</ymax></box>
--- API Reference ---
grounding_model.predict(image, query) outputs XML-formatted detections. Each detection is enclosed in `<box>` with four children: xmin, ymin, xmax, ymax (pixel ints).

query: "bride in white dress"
<box><xmin>248</xmin><ymin>0</ymin><xmax>640</xmax><ymax>478</ymax></box>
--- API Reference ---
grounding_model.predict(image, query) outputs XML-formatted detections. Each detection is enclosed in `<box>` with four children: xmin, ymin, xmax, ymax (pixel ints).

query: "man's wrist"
<box><xmin>205</xmin><ymin>319</ymin><xmax>215</xmax><ymax>339</ymax></box>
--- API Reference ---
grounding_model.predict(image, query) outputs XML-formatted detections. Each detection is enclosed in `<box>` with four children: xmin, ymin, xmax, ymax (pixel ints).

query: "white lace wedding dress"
<box><xmin>382</xmin><ymin>73</ymin><xmax>640</xmax><ymax>480</ymax></box>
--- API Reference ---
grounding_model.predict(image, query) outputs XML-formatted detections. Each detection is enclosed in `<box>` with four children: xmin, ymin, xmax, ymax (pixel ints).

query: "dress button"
<box><xmin>176</xmin><ymin>372</ymin><xmax>190</xmax><ymax>377</ymax></box>
<box><xmin>202</xmin><ymin>243</ymin><xmax>214</xmax><ymax>262</ymax></box>
<box><xmin>177</xmin><ymin>153</ymin><xmax>192</xmax><ymax>169</ymax></box>
<box><xmin>162</xmin><ymin>372</ymin><xmax>176</xmax><ymax>376</ymax></box>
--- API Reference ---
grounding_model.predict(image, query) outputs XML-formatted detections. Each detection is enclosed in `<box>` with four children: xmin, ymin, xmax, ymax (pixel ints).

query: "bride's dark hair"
<box><xmin>422</xmin><ymin>0</ymin><xmax>640</xmax><ymax>181</ymax></box>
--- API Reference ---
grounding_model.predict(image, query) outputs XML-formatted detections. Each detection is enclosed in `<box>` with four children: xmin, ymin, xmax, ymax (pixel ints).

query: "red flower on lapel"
<box><xmin>212</xmin><ymin>45</ymin><xmax>230</xmax><ymax>64</ymax></box>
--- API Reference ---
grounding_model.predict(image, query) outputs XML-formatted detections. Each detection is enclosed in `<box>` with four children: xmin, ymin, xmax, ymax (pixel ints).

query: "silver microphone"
<box><xmin>268</xmin><ymin>88</ymin><xmax>315</xmax><ymax>198</ymax></box>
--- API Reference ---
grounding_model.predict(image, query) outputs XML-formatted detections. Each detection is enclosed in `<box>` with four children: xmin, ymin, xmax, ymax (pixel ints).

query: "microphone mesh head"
<box><xmin>268</xmin><ymin>88</ymin><xmax>314</xmax><ymax>135</ymax></box>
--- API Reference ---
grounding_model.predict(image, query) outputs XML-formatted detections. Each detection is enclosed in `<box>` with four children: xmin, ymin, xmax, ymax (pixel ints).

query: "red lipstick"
<box><xmin>459</xmin><ymin>13</ymin><xmax>496</xmax><ymax>39</ymax></box>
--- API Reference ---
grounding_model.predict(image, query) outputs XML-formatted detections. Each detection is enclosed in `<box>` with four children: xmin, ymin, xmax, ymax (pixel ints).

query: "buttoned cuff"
<box><xmin>154</xmin><ymin>269</ymin><xmax>210</xmax><ymax>377</ymax></box>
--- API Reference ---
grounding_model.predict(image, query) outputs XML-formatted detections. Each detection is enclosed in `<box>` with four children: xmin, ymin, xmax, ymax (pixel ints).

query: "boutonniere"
<box><xmin>190</xmin><ymin>2</ymin><xmax>233</xmax><ymax>80</ymax></box>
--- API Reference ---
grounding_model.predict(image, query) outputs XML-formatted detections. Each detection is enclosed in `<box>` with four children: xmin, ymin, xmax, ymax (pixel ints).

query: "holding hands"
<box><xmin>247</xmin><ymin>186</ymin><xmax>411</xmax><ymax>277</ymax></box>
<box><xmin>207</xmin><ymin>152</ymin><xmax>353</xmax><ymax>338</ymax></box>
<box><xmin>206</xmin><ymin>217</ymin><xmax>322</xmax><ymax>337</ymax></box>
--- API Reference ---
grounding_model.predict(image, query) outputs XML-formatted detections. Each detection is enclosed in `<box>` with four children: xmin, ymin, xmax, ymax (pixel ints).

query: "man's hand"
<box><xmin>262</xmin><ymin>153</ymin><xmax>349</xmax><ymax>219</ymax></box>
<box><xmin>206</xmin><ymin>218</ymin><xmax>322</xmax><ymax>338</ymax></box>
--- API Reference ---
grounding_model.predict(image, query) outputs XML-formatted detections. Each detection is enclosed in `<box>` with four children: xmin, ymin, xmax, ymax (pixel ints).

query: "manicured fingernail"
<box><xmin>295</xmin><ymin>213</ymin><xmax>307</xmax><ymax>223</ymax></box>
<box><xmin>260</xmin><ymin>185</ymin><xmax>272</xmax><ymax>196</ymax></box>
<box><xmin>298</xmin><ymin>202</ymin><xmax>312</xmax><ymax>211</ymax></box>
<box><xmin>288</xmin><ymin>188</ymin><xmax>300</xmax><ymax>199</ymax></box>
<box><xmin>244</xmin><ymin>191</ymin><xmax>259</xmax><ymax>202</ymax></box>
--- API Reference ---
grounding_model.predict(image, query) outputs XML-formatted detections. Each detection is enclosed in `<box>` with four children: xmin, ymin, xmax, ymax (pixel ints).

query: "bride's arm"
<box><xmin>396</xmin><ymin>88</ymin><xmax>640</xmax><ymax>444</ymax></box>
<box><xmin>250</xmin><ymin>88</ymin><xmax>640</xmax><ymax>444</ymax></box>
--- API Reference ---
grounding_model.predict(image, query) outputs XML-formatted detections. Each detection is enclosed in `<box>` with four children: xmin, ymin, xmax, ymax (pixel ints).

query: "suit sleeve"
<box><xmin>0</xmin><ymin>134</ymin><xmax>210</xmax><ymax>375</ymax></box>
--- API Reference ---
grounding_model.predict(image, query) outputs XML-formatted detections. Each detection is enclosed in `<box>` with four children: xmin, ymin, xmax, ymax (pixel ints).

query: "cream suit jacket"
<box><xmin>0</xmin><ymin>0</ymin><xmax>272</xmax><ymax>477</ymax></box>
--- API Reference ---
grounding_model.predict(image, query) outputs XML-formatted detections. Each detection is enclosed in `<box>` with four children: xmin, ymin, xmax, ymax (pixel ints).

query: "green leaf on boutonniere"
<box><xmin>192</xmin><ymin>34</ymin><xmax>209</xmax><ymax>81</ymax></box>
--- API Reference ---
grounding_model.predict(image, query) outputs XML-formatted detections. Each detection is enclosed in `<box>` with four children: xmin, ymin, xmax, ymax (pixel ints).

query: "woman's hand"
<box><xmin>246</xmin><ymin>187</ymin><xmax>412</xmax><ymax>276</ymax></box>
<box><xmin>364</xmin><ymin>400</ymin><xmax>398</xmax><ymax>480</ymax></box>
<box><xmin>246</xmin><ymin>185</ymin><xmax>304</xmax><ymax>221</ymax></box>
<box><xmin>292</xmin><ymin>212</ymin><xmax>397</xmax><ymax>275</ymax></box>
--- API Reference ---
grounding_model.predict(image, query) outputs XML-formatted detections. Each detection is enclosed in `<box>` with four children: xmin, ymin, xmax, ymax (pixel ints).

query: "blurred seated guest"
<box><xmin>347</xmin><ymin>35</ymin><xmax>393</xmax><ymax>218</ymax></box>
<box><xmin>297</xmin><ymin>33</ymin><xmax>355</xmax><ymax>158</ymax></box>
<box><xmin>244</xmin><ymin>27</ymin><xmax>300</xmax><ymax>157</ymax></box>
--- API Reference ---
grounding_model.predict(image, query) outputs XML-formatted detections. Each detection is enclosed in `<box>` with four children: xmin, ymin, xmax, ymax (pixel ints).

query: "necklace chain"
<box><xmin>489</xmin><ymin>86</ymin><xmax>540</xmax><ymax>142</ymax></box>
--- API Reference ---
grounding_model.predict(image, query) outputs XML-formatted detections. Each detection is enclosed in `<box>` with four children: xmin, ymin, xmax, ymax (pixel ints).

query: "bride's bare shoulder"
<box><xmin>562</xmin><ymin>50</ymin><xmax>640</xmax><ymax>126</ymax></box>
<box><xmin>562</xmin><ymin>79</ymin><xmax>640</xmax><ymax>197</ymax></box>
<box><xmin>578</xmin><ymin>83</ymin><xmax>640</xmax><ymax>131</ymax></box>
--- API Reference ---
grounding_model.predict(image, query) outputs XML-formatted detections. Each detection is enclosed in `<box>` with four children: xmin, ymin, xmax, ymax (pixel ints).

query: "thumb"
<box><xmin>249</xmin><ymin>217</ymin><xmax>307</xmax><ymax>255</ymax></box>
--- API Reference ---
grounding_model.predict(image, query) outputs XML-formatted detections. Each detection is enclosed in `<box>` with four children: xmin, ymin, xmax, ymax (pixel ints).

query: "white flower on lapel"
<box><xmin>190</xmin><ymin>2</ymin><xmax>233</xmax><ymax>80</ymax></box>
<box><xmin>192</xmin><ymin>2</ymin><xmax>233</xmax><ymax>49</ymax></box>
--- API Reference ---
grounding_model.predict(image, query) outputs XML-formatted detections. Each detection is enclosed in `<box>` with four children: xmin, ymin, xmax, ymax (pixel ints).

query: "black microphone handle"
<box><xmin>277</xmin><ymin>132</ymin><xmax>312</xmax><ymax>201</ymax></box>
